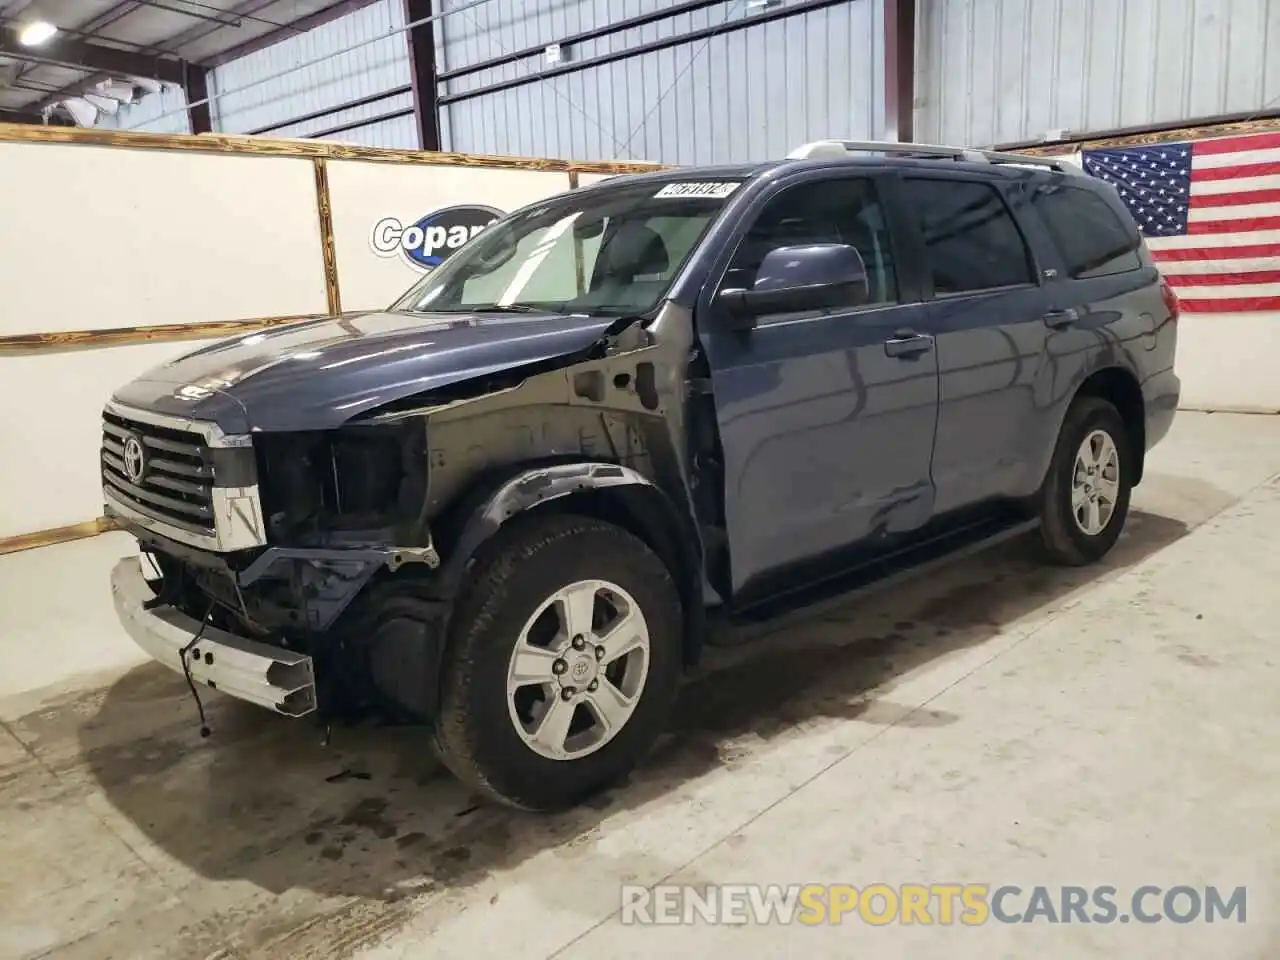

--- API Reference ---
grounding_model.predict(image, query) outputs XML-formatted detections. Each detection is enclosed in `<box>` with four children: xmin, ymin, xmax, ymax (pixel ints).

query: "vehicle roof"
<box><xmin>582</xmin><ymin>162</ymin><xmax>779</xmax><ymax>187</ymax></box>
<box><xmin>584</xmin><ymin>153</ymin><xmax>1086</xmax><ymax>190</ymax></box>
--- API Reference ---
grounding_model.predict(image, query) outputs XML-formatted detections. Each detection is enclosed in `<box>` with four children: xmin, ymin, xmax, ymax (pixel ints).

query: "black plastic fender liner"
<box><xmin>434</xmin><ymin>460</ymin><xmax>707</xmax><ymax>665</ymax></box>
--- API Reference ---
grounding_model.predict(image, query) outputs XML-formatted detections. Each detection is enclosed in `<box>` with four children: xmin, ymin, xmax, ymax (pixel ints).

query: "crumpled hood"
<box><xmin>110</xmin><ymin>310</ymin><xmax>620</xmax><ymax>433</ymax></box>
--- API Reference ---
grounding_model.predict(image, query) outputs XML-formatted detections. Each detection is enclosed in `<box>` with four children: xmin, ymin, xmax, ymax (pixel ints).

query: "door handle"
<box><xmin>883</xmin><ymin>331</ymin><xmax>935</xmax><ymax>358</ymax></box>
<box><xmin>1043</xmin><ymin>308</ymin><xmax>1078</xmax><ymax>329</ymax></box>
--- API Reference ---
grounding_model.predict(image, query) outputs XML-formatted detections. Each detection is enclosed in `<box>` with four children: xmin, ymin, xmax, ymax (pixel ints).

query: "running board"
<box><xmin>708</xmin><ymin>516</ymin><xmax>1042</xmax><ymax>646</ymax></box>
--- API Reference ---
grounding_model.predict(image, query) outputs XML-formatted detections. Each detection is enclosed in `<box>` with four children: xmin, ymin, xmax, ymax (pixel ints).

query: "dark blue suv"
<box><xmin>103</xmin><ymin>140</ymin><xmax>1180</xmax><ymax>810</ymax></box>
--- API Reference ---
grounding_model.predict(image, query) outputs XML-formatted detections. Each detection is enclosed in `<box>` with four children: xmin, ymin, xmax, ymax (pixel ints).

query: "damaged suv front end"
<box><xmin>104</xmin><ymin>171</ymin><xmax>745</xmax><ymax>736</ymax></box>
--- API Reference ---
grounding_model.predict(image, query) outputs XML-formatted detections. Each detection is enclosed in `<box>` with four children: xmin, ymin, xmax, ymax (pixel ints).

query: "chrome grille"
<box><xmin>101</xmin><ymin>410</ymin><xmax>215</xmax><ymax>536</ymax></box>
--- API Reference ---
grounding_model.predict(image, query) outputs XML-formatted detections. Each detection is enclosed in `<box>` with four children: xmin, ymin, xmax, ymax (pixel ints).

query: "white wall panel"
<box><xmin>0</xmin><ymin>342</ymin><xmax>216</xmax><ymax>539</ymax></box>
<box><xmin>0</xmin><ymin>142</ymin><xmax>327</xmax><ymax>336</ymax></box>
<box><xmin>0</xmin><ymin>139</ymin><xmax>329</xmax><ymax>537</ymax></box>
<box><xmin>1178</xmin><ymin>315</ymin><xmax>1280</xmax><ymax>413</ymax></box>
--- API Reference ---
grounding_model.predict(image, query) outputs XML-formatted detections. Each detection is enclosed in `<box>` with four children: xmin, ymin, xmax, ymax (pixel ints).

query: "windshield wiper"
<box><xmin>467</xmin><ymin>304</ymin><xmax>546</xmax><ymax>314</ymax></box>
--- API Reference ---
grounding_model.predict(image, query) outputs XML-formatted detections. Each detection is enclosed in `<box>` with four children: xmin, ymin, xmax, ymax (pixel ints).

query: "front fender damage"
<box><xmin>144</xmin><ymin>310</ymin><xmax>707</xmax><ymax>726</ymax></box>
<box><xmin>340</xmin><ymin>306</ymin><xmax>708</xmax><ymax>720</ymax></box>
<box><xmin>357</xmin><ymin>310</ymin><xmax>703</xmax><ymax>581</ymax></box>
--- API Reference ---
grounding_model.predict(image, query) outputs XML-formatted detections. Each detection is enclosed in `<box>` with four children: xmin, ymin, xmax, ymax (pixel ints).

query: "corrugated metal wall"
<box><xmin>161</xmin><ymin>0</ymin><xmax>1279</xmax><ymax>157</ymax></box>
<box><xmin>209</xmin><ymin>0</ymin><xmax>418</xmax><ymax>149</ymax></box>
<box><xmin>918</xmin><ymin>0</ymin><xmax>1280</xmax><ymax>147</ymax></box>
<box><xmin>437</xmin><ymin>0</ymin><xmax>884</xmax><ymax>164</ymax></box>
<box><xmin>96</xmin><ymin>86</ymin><xmax>191</xmax><ymax>134</ymax></box>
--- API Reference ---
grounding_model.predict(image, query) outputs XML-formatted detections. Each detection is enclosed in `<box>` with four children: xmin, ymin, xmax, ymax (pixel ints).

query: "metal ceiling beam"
<box><xmin>109</xmin><ymin>0</ymin><xmax>497</xmax><ymax>131</ymax></box>
<box><xmin>402</xmin><ymin>0</ymin><xmax>438</xmax><ymax>150</ymax></box>
<box><xmin>0</xmin><ymin>31</ymin><xmax>186</xmax><ymax>84</ymax></box>
<box><xmin>130</xmin><ymin>0</ymin><xmax>295</xmax><ymax>31</ymax></box>
<box><xmin>22</xmin><ymin>0</ymin><xmax>284</xmax><ymax>114</ymax></box>
<box><xmin>127</xmin><ymin>0</ymin><xmax>244</xmax><ymax>28</ymax></box>
<box><xmin>154</xmin><ymin>0</ymin><xmax>290</xmax><ymax>57</ymax></box>
<box><xmin>75</xmin><ymin>1</ymin><xmax>149</xmax><ymax>36</ymax></box>
<box><xmin>199</xmin><ymin>0</ymin><xmax>379</xmax><ymax>69</ymax></box>
<box><xmin>883</xmin><ymin>0</ymin><xmax>916</xmax><ymax>142</ymax></box>
<box><xmin>184</xmin><ymin>61</ymin><xmax>211</xmax><ymax>132</ymax></box>
<box><xmin>0</xmin><ymin>0</ymin><xmax>38</xmax><ymax>19</ymax></box>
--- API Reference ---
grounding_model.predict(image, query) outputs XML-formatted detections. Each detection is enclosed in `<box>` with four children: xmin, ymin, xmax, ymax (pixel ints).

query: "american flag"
<box><xmin>1082</xmin><ymin>131</ymin><xmax>1280</xmax><ymax>313</ymax></box>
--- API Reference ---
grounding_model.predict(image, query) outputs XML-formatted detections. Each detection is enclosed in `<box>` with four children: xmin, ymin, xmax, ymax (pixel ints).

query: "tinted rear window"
<box><xmin>905</xmin><ymin>178</ymin><xmax>1036</xmax><ymax>294</ymax></box>
<box><xmin>1031</xmin><ymin>185</ymin><xmax>1142</xmax><ymax>279</ymax></box>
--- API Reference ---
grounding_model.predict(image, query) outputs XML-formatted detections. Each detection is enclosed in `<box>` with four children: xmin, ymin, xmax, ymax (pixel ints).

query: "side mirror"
<box><xmin>719</xmin><ymin>243</ymin><xmax>870</xmax><ymax>328</ymax></box>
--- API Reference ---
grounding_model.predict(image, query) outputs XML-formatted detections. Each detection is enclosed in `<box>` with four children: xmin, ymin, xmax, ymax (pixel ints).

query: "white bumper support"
<box><xmin>110</xmin><ymin>557</ymin><xmax>317</xmax><ymax>717</ymax></box>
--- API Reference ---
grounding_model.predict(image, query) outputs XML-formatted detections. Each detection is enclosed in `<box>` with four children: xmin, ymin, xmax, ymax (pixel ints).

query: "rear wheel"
<box><xmin>1037</xmin><ymin>396</ymin><xmax>1133</xmax><ymax>565</ymax></box>
<box><xmin>433</xmin><ymin>514</ymin><xmax>683</xmax><ymax>811</ymax></box>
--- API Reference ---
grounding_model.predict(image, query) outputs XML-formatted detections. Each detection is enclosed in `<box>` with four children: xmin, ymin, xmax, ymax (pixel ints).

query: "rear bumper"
<box><xmin>110</xmin><ymin>556</ymin><xmax>317</xmax><ymax>717</ymax></box>
<box><xmin>1144</xmin><ymin>366</ymin><xmax>1181</xmax><ymax>451</ymax></box>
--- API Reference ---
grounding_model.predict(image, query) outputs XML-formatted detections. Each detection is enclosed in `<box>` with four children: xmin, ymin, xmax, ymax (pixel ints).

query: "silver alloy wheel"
<box><xmin>505</xmin><ymin>578</ymin><xmax>651</xmax><ymax>761</ymax></box>
<box><xmin>1071</xmin><ymin>428</ymin><xmax>1121</xmax><ymax>536</ymax></box>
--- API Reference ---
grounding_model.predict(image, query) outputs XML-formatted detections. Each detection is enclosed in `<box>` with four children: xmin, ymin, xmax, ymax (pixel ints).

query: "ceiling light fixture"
<box><xmin>18</xmin><ymin>21</ymin><xmax>58</xmax><ymax>46</ymax></box>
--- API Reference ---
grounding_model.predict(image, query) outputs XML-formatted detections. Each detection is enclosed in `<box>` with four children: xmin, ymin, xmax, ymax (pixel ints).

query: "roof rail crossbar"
<box><xmin>786</xmin><ymin>139</ymin><xmax>1080</xmax><ymax>173</ymax></box>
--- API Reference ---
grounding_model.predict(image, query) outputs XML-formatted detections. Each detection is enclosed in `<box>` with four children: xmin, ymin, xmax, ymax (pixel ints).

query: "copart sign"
<box><xmin>371</xmin><ymin>204</ymin><xmax>505</xmax><ymax>270</ymax></box>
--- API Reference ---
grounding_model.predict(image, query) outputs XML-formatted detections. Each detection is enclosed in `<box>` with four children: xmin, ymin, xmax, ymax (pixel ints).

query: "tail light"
<box><xmin>1159</xmin><ymin>276</ymin><xmax>1180</xmax><ymax>323</ymax></box>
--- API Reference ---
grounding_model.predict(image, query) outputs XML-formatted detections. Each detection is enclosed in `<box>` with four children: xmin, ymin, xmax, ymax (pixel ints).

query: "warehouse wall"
<box><xmin>0</xmin><ymin>132</ymin><xmax>589</xmax><ymax>541</ymax></box>
<box><xmin>918</xmin><ymin>0</ymin><xmax>1280</xmax><ymax>147</ymax></box>
<box><xmin>96</xmin><ymin>86</ymin><xmax>192</xmax><ymax>135</ymax></box>
<box><xmin>437</xmin><ymin>0</ymin><xmax>884</xmax><ymax>164</ymax></box>
<box><xmin>209</xmin><ymin>0</ymin><xmax>419</xmax><ymax>149</ymax></box>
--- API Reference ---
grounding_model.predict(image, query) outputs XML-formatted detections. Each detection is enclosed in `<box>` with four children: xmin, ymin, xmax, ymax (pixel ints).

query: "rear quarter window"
<box><xmin>1031</xmin><ymin>185</ymin><xmax>1142</xmax><ymax>279</ymax></box>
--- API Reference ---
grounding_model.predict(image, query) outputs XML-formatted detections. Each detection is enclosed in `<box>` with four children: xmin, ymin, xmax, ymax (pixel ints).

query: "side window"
<box><xmin>1032</xmin><ymin>185</ymin><xmax>1142</xmax><ymax>278</ymax></box>
<box><xmin>721</xmin><ymin>178</ymin><xmax>898</xmax><ymax>308</ymax></box>
<box><xmin>905</xmin><ymin>178</ymin><xmax>1036</xmax><ymax>295</ymax></box>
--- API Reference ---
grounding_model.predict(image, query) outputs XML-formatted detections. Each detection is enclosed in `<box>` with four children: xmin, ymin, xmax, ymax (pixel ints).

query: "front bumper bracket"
<box><xmin>110</xmin><ymin>556</ymin><xmax>317</xmax><ymax>717</ymax></box>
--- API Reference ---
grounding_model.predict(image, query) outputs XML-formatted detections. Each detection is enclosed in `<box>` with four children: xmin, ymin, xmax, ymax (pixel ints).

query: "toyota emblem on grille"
<box><xmin>122</xmin><ymin>433</ymin><xmax>148</xmax><ymax>484</ymax></box>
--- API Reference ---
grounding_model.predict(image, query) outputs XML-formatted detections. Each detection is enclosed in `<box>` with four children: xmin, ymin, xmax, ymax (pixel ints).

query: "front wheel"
<box><xmin>1037</xmin><ymin>396</ymin><xmax>1134</xmax><ymax>565</ymax></box>
<box><xmin>433</xmin><ymin>514</ymin><xmax>683</xmax><ymax>811</ymax></box>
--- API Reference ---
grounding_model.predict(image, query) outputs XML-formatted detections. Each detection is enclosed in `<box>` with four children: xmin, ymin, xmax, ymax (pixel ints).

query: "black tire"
<box><xmin>433</xmin><ymin>514</ymin><xmax>683</xmax><ymax>811</ymax></box>
<box><xmin>1037</xmin><ymin>396</ymin><xmax>1134</xmax><ymax>566</ymax></box>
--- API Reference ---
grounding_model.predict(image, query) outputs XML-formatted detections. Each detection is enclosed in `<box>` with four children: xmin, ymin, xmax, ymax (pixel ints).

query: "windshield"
<box><xmin>389</xmin><ymin>179</ymin><xmax>742</xmax><ymax>317</ymax></box>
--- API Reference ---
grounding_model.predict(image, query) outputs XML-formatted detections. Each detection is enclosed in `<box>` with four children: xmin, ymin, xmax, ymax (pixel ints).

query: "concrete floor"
<box><xmin>1</xmin><ymin>411</ymin><xmax>1278</xmax><ymax>960</ymax></box>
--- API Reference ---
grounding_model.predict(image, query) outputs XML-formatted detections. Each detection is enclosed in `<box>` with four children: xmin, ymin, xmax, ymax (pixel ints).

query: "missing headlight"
<box><xmin>255</xmin><ymin>423</ymin><xmax>426</xmax><ymax>540</ymax></box>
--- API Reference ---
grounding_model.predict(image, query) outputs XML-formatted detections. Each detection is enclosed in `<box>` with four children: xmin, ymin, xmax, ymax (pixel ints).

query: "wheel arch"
<box><xmin>432</xmin><ymin>460</ymin><xmax>707</xmax><ymax>667</ymax></box>
<box><xmin>1073</xmin><ymin>366</ymin><xmax>1146</xmax><ymax>483</ymax></box>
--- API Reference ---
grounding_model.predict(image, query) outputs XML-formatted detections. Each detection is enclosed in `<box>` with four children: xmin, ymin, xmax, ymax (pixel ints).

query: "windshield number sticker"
<box><xmin>653</xmin><ymin>181</ymin><xmax>741</xmax><ymax>199</ymax></box>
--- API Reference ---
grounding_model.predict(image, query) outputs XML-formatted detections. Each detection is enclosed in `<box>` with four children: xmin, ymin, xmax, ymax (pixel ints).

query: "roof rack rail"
<box><xmin>785</xmin><ymin>139</ymin><xmax>1080</xmax><ymax>173</ymax></box>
